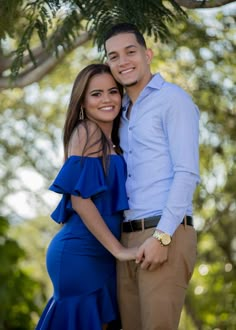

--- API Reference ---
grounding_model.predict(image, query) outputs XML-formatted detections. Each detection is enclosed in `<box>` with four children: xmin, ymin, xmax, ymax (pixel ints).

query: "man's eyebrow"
<box><xmin>107</xmin><ymin>45</ymin><xmax>137</xmax><ymax>57</ymax></box>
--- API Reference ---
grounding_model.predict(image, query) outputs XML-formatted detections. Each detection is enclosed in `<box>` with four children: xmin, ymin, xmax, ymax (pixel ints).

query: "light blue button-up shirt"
<box><xmin>120</xmin><ymin>73</ymin><xmax>200</xmax><ymax>236</ymax></box>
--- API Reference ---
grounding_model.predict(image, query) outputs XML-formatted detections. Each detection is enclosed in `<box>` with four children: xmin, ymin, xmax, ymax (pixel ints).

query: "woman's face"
<box><xmin>83</xmin><ymin>73</ymin><xmax>121</xmax><ymax>124</ymax></box>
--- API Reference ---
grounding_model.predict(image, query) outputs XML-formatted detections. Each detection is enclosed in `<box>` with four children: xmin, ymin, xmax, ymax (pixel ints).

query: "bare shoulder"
<box><xmin>68</xmin><ymin>121</ymin><xmax>102</xmax><ymax>157</ymax></box>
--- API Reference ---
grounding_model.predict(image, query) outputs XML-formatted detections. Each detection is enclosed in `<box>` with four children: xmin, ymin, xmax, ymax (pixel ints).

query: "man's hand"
<box><xmin>135</xmin><ymin>237</ymin><xmax>168</xmax><ymax>271</ymax></box>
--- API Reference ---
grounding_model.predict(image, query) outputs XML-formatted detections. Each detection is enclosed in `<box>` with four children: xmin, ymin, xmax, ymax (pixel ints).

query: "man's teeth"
<box><xmin>121</xmin><ymin>68</ymin><xmax>133</xmax><ymax>74</ymax></box>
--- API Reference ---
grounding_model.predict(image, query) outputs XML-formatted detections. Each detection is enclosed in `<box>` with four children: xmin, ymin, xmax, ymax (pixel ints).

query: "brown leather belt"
<box><xmin>123</xmin><ymin>215</ymin><xmax>193</xmax><ymax>232</ymax></box>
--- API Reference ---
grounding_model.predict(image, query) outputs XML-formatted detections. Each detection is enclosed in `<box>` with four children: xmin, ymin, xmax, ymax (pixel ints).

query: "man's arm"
<box><xmin>136</xmin><ymin>87</ymin><xmax>200</xmax><ymax>270</ymax></box>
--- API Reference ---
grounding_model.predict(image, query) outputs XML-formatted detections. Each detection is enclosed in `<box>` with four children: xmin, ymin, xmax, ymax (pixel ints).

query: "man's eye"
<box><xmin>128</xmin><ymin>51</ymin><xmax>135</xmax><ymax>55</ymax></box>
<box><xmin>109</xmin><ymin>55</ymin><xmax>118</xmax><ymax>61</ymax></box>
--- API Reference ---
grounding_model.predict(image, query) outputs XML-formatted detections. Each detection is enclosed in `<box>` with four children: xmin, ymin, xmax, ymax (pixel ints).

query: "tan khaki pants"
<box><xmin>117</xmin><ymin>225</ymin><xmax>197</xmax><ymax>330</ymax></box>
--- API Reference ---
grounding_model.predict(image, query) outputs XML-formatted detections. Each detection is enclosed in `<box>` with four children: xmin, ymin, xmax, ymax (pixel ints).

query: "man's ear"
<box><xmin>146</xmin><ymin>48</ymin><xmax>153</xmax><ymax>64</ymax></box>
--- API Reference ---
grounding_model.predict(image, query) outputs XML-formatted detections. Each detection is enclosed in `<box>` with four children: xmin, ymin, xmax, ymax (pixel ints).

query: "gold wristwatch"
<box><xmin>152</xmin><ymin>230</ymin><xmax>172</xmax><ymax>246</ymax></box>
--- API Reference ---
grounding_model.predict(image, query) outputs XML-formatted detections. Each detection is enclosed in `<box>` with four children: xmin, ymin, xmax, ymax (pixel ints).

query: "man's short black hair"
<box><xmin>104</xmin><ymin>23</ymin><xmax>147</xmax><ymax>50</ymax></box>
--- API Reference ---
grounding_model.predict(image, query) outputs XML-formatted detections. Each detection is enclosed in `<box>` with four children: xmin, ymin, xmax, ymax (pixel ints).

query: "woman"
<box><xmin>36</xmin><ymin>64</ymin><xmax>137</xmax><ymax>330</ymax></box>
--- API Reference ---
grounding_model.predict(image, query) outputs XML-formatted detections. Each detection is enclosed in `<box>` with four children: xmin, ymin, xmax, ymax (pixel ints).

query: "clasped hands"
<box><xmin>117</xmin><ymin>237</ymin><xmax>168</xmax><ymax>271</ymax></box>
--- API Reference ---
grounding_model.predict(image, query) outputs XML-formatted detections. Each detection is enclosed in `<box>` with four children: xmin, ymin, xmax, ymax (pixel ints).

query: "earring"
<box><xmin>79</xmin><ymin>107</ymin><xmax>84</xmax><ymax>120</ymax></box>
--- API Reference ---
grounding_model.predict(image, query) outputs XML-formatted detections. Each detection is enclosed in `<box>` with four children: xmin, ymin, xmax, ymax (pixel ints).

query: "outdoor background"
<box><xmin>0</xmin><ymin>1</ymin><xmax>235</xmax><ymax>329</ymax></box>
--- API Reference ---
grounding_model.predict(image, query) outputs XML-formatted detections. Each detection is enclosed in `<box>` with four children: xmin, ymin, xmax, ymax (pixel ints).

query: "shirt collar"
<box><xmin>148</xmin><ymin>73</ymin><xmax>165</xmax><ymax>90</ymax></box>
<box><xmin>122</xmin><ymin>73</ymin><xmax>165</xmax><ymax>108</ymax></box>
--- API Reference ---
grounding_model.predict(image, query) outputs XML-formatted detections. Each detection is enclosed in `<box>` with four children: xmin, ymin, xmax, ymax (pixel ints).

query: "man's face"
<box><xmin>105</xmin><ymin>33</ymin><xmax>153</xmax><ymax>90</ymax></box>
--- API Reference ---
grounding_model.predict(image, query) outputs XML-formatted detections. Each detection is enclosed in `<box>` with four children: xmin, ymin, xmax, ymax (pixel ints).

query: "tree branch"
<box><xmin>0</xmin><ymin>32</ymin><xmax>90</xmax><ymax>89</ymax></box>
<box><xmin>175</xmin><ymin>0</ymin><xmax>236</xmax><ymax>8</ymax></box>
<box><xmin>0</xmin><ymin>44</ymin><xmax>51</xmax><ymax>74</ymax></box>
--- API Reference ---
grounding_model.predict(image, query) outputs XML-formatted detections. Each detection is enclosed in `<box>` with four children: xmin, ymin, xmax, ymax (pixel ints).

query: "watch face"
<box><xmin>161</xmin><ymin>233</ymin><xmax>171</xmax><ymax>246</ymax></box>
<box><xmin>153</xmin><ymin>231</ymin><xmax>171</xmax><ymax>246</ymax></box>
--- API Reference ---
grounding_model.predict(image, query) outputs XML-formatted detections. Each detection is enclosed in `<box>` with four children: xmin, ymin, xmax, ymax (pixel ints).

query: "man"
<box><xmin>104</xmin><ymin>23</ymin><xmax>200</xmax><ymax>330</ymax></box>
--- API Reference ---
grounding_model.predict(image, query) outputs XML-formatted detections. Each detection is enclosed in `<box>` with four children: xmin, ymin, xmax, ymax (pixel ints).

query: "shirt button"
<box><xmin>129</xmin><ymin>127</ymin><xmax>132</xmax><ymax>130</ymax></box>
<box><xmin>129</xmin><ymin>150</ymin><xmax>132</xmax><ymax>154</ymax></box>
<box><xmin>128</xmin><ymin>174</ymin><xmax>131</xmax><ymax>177</ymax></box>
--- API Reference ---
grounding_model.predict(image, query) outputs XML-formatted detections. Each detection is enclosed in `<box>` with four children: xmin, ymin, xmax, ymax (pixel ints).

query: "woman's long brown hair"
<box><xmin>63</xmin><ymin>64</ymin><xmax>123</xmax><ymax>170</ymax></box>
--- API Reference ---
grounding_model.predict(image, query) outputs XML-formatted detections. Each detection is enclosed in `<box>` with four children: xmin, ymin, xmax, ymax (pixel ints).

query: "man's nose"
<box><xmin>118</xmin><ymin>54</ymin><xmax>129</xmax><ymax>66</ymax></box>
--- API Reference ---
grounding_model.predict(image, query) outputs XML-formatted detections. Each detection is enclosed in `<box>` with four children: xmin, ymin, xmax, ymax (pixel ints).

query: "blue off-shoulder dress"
<box><xmin>36</xmin><ymin>155</ymin><xmax>128</xmax><ymax>330</ymax></box>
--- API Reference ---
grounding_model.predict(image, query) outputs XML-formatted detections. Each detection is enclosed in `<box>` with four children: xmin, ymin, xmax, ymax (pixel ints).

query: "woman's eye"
<box><xmin>110</xmin><ymin>89</ymin><xmax>118</xmax><ymax>94</ymax></box>
<box><xmin>91</xmin><ymin>92</ymin><xmax>101</xmax><ymax>97</ymax></box>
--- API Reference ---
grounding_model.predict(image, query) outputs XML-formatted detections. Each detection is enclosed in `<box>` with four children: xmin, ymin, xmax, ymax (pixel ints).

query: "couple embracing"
<box><xmin>36</xmin><ymin>23</ymin><xmax>200</xmax><ymax>330</ymax></box>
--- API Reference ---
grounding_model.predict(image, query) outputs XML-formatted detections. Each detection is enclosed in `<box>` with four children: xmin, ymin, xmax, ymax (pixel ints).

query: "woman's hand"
<box><xmin>115</xmin><ymin>246</ymin><xmax>138</xmax><ymax>261</ymax></box>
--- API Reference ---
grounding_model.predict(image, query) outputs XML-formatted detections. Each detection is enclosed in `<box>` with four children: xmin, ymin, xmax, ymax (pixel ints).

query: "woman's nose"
<box><xmin>102</xmin><ymin>93</ymin><xmax>111</xmax><ymax>103</ymax></box>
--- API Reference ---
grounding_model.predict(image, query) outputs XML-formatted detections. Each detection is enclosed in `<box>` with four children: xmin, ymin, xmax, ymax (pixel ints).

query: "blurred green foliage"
<box><xmin>0</xmin><ymin>217</ymin><xmax>46</xmax><ymax>329</ymax></box>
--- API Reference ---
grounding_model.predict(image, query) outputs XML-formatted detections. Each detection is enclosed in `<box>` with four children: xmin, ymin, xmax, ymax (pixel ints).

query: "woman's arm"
<box><xmin>69</xmin><ymin>122</ymin><xmax>137</xmax><ymax>260</ymax></box>
<box><xmin>71</xmin><ymin>195</ymin><xmax>137</xmax><ymax>261</ymax></box>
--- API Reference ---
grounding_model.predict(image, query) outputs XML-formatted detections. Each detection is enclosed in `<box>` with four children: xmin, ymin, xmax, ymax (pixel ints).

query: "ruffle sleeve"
<box><xmin>49</xmin><ymin>156</ymin><xmax>107</xmax><ymax>198</ymax></box>
<box><xmin>49</xmin><ymin>156</ymin><xmax>107</xmax><ymax>223</ymax></box>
